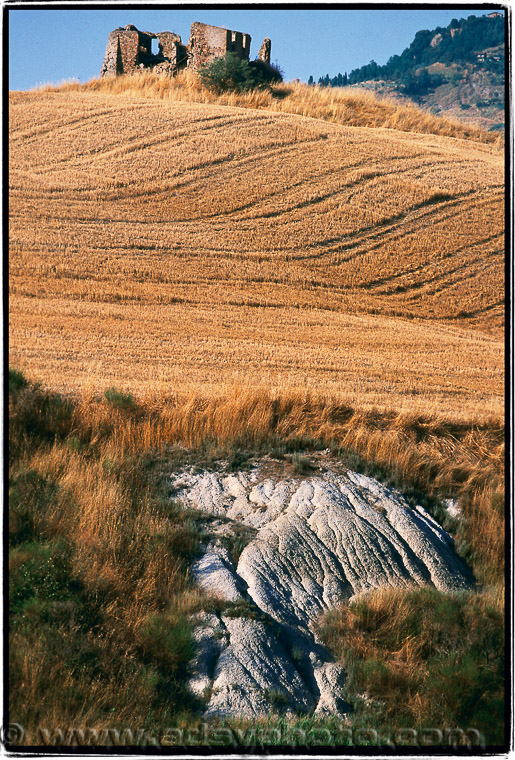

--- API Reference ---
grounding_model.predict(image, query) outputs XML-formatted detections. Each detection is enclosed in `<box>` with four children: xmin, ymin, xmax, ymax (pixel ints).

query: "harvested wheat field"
<box><xmin>9</xmin><ymin>83</ymin><xmax>504</xmax><ymax>419</ymax></box>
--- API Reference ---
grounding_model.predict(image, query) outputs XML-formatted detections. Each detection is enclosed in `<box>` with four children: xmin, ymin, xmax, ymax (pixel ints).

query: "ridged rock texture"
<box><xmin>171</xmin><ymin>456</ymin><xmax>471</xmax><ymax>717</ymax></box>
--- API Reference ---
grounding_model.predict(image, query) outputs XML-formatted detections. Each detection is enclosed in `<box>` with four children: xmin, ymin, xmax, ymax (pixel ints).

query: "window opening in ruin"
<box><xmin>151</xmin><ymin>38</ymin><xmax>159</xmax><ymax>56</ymax></box>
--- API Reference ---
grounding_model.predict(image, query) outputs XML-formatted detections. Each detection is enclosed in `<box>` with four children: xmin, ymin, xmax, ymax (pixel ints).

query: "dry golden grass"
<box><xmin>42</xmin><ymin>70</ymin><xmax>502</xmax><ymax>144</ymax></box>
<box><xmin>9</xmin><ymin>82</ymin><xmax>504</xmax><ymax>420</ymax></box>
<box><xmin>10</xmin><ymin>378</ymin><xmax>505</xmax><ymax>585</ymax></box>
<box><xmin>9</xmin><ymin>378</ymin><xmax>207</xmax><ymax>741</ymax></box>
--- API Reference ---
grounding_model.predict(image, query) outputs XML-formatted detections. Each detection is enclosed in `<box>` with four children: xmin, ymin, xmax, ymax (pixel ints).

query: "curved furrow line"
<box><xmin>82</xmin><ymin>112</ymin><xmax>283</xmax><ymax>166</ymax></box>
<box><xmin>248</xmin><ymin>187</ymin><xmax>486</xmax><ymax>243</ymax></box>
<box><xmin>12</xmin><ymin>110</ymin><xmax>277</xmax><ymax>174</ymax></box>
<box><xmin>151</xmin><ymin>193</ymin><xmax>489</xmax><ymax>260</ymax></box>
<box><xmin>97</xmin><ymin>138</ymin><xmax>332</xmax><ymax>204</ymax></box>
<box><xmin>442</xmin><ymin>299</ymin><xmax>505</xmax><ymax>319</ymax></box>
<box><xmin>273</xmin><ymin>190</ymin><xmax>485</xmax><ymax>262</ymax></box>
<box><xmin>376</xmin><ymin>253</ymin><xmax>499</xmax><ymax>298</ymax></box>
<box><xmin>59</xmin><ymin>135</ymin><xmax>341</xmax><ymax>205</ymax></box>
<box><xmin>230</xmin><ymin>159</ymin><xmax>484</xmax><ymax>225</ymax></box>
<box><xmin>331</xmin><ymin>193</ymin><xmax>503</xmax><ymax>256</ymax></box>
<box><xmin>362</xmin><ymin>232</ymin><xmax>505</xmax><ymax>291</ymax></box>
<box><xmin>138</xmin><ymin>154</ymin><xmax>393</xmax><ymax>222</ymax></box>
<box><xmin>9</xmin><ymin>104</ymin><xmax>151</xmax><ymax>142</ymax></box>
<box><xmin>21</xmin><ymin>116</ymin><xmax>242</xmax><ymax>173</ymax></box>
<box><xmin>402</xmin><ymin>251</ymin><xmax>503</xmax><ymax>300</ymax></box>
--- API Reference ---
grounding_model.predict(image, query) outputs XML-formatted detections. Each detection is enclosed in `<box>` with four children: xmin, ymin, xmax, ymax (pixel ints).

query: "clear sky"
<box><xmin>8</xmin><ymin>5</ymin><xmax>505</xmax><ymax>91</ymax></box>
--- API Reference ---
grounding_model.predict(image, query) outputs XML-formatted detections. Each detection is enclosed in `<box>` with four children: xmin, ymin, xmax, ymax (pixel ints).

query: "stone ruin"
<box><xmin>101</xmin><ymin>22</ymin><xmax>271</xmax><ymax>77</ymax></box>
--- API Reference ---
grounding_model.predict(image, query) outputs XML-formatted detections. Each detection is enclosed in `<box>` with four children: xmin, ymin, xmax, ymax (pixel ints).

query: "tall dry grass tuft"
<box><xmin>41</xmin><ymin>71</ymin><xmax>501</xmax><ymax>145</ymax></box>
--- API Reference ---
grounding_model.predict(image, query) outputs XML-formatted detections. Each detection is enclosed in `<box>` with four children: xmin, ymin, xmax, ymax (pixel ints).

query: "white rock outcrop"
<box><xmin>172</xmin><ymin>458</ymin><xmax>471</xmax><ymax>718</ymax></box>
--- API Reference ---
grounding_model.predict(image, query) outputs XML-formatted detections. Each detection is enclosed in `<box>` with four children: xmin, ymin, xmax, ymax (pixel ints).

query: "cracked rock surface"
<box><xmin>172</xmin><ymin>454</ymin><xmax>471</xmax><ymax>718</ymax></box>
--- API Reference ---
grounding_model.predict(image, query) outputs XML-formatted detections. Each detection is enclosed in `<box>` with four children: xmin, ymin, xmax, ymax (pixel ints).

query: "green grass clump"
<box><xmin>104</xmin><ymin>386</ymin><xmax>137</xmax><ymax>412</ymax></box>
<box><xmin>9</xmin><ymin>368</ymin><xmax>28</xmax><ymax>394</ymax></box>
<box><xmin>226</xmin><ymin>449</ymin><xmax>252</xmax><ymax>472</ymax></box>
<box><xmin>289</xmin><ymin>453</ymin><xmax>315</xmax><ymax>475</ymax></box>
<box><xmin>264</xmin><ymin>688</ymin><xmax>290</xmax><ymax>708</ymax></box>
<box><xmin>137</xmin><ymin>611</ymin><xmax>194</xmax><ymax>675</ymax></box>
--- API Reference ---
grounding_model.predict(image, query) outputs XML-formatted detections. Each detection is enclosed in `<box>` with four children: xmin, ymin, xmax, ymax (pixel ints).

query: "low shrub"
<box><xmin>198</xmin><ymin>53</ymin><xmax>282</xmax><ymax>93</ymax></box>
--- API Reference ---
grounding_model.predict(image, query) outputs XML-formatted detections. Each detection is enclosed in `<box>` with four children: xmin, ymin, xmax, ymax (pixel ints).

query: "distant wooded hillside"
<box><xmin>311</xmin><ymin>14</ymin><xmax>505</xmax><ymax>131</ymax></box>
<box><xmin>348</xmin><ymin>14</ymin><xmax>504</xmax><ymax>86</ymax></box>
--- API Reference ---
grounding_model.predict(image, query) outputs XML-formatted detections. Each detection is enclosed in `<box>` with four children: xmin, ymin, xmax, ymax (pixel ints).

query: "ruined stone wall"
<box><xmin>101</xmin><ymin>22</ymin><xmax>260</xmax><ymax>77</ymax></box>
<box><xmin>101</xmin><ymin>30</ymin><xmax>124</xmax><ymax>76</ymax></box>
<box><xmin>100</xmin><ymin>28</ymin><xmax>142</xmax><ymax>76</ymax></box>
<box><xmin>228</xmin><ymin>30</ymin><xmax>251</xmax><ymax>60</ymax></box>
<box><xmin>156</xmin><ymin>31</ymin><xmax>180</xmax><ymax>58</ymax></box>
<box><xmin>242</xmin><ymin>33</ymin><xmax>251</xmax><ymax>59</ymax></box>
<box><xmin>258</xmin><ymin>37</ymin><xmax>271</xmax><ymax>64</ymax></box>
<box><xmin>118</xmin><ymin>32</ymin><xmax>140</xmax><ymax>73</ymax></box>
<box><xmin>156</xmin><ymin>32</ymin><xmax>188</xmax><ymax>69</ymax></box>
<box><xmin>136</xmin><ymin>31</ymin><xmax>154</xmax><ymax>65</ymax></box>
<box><xmin>188</xmin><ymin>23</ymin><xmax>230</xmax><ymax>70</ymax></box>
<box><xmin>188</xmin><ymin>23</ymin><xmax>250</xmax><ymax>71</ymax></box>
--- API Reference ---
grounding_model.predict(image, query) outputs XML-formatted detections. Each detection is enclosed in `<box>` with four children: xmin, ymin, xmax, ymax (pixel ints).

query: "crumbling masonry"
<box><xmin>101</xmin><ymin>22</ymin><xmax>271</xmax><ymax>77</ymax></box>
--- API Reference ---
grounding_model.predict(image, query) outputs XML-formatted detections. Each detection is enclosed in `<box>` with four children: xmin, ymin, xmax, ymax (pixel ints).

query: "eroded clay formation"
<box><xmin>101</xmin><ymin>22</ymin><xmax>271</xmax><ymax>77</ymax></box>
<box><xmin>170</xmin><ymin>455</ymin><xmax>471</xmax><ymax>717</ymax></box>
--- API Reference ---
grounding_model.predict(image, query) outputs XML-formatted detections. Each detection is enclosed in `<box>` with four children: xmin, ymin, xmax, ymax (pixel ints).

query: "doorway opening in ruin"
<box><xmin>151</xmin><ymin>38</ymin><xmax>159</xmax><ymax>56</ymax></box>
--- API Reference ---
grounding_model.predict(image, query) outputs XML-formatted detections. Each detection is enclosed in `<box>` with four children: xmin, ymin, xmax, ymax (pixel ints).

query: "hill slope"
<box><xmin>344</xmin><ymin>14</ymin><xmax>505</xmax><ymax>130</ymax></box>
<box><xmin>9</xmin><ymin>89</ymin><xmax>504</xmax><ymax>419</ymax></box>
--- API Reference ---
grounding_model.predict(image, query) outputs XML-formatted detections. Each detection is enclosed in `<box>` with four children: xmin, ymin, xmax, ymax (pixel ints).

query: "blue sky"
<box><xmin>8</xmin><ymin>6</ymin><xmax>505</xmax><ymax>90</ymax></box>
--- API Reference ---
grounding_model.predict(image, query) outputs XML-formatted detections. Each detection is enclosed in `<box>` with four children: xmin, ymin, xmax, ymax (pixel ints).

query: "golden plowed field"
<box><xmin>9</xmin><ymin>90</ymin><xmax>504</xmax><ymax>418</ymax></box>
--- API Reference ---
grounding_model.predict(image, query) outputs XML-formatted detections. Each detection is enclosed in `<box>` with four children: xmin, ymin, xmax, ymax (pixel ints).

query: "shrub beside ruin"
<box><xmin>199</xmin><ymin>53</ymin><xmax>283</xmax><ymax>93</ymax></box>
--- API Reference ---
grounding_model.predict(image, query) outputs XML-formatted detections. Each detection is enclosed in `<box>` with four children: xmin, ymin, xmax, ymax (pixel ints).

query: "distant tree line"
<box><xmin>308</xmin><ymin>14</ymin><xmax>504</xmax><ymax>94</ymax></box>
<box><xmin>309</xmin><ymin>72</ymin><xmax>348</xmax><ymax>87</ymax></box>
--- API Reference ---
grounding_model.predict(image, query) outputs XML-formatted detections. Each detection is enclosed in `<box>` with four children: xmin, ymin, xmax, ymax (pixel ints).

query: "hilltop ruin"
<box><xmin>101</xmin><ymin>22</ymin><xmax>271</xmax><ymax>77</ymax></box>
